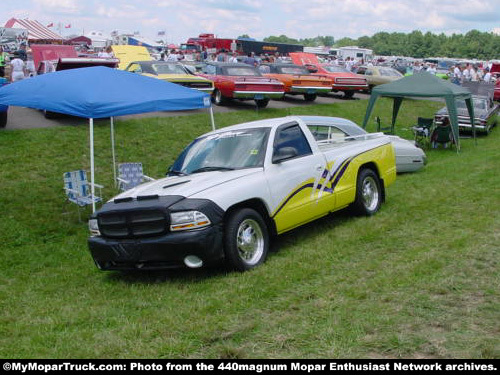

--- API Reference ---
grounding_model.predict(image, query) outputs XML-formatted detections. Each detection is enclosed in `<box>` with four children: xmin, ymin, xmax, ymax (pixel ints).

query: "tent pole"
<box><xmin>90</xmin><ymin>118</ymin><xmax>96</xmax><ymax>213</ymax></box>
<box><xmin>209</xmin><ymin>106</ymin><xmax>216</xmax><ymax>131</ymax></box>
<box><xmin>110</xmin><ymin>116</ymin><xmax>116</xmax><ymax>184</ymax></box>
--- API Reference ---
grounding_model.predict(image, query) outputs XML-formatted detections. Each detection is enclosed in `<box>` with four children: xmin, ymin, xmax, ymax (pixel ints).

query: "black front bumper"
<box><xmin>88</xmin><ymin>223</ymin><xmax>224</xmax><ymax>271</ymax></box>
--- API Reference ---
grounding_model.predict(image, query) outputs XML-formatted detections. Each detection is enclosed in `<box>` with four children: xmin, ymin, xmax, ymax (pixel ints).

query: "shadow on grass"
<box><xmin>103</xmin><ymin>208</ymin><xmax>356</xmax><ymax>285</ymax></box>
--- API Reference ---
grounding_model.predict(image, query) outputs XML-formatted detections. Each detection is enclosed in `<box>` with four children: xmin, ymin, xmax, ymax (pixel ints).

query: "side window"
<box><xmin>274</xmin><ymin>123</ymin><xmax>312</xmax><ymax>159</ymax></box>
<box><xmin>128</xmin><ymin>64</ymin><xmax>142</xmax><ymax>73</ymax></box>
<box><xmin>307</xmin><ymin>125</ymin><xmax>346</xmax><ymax>141</ymax></box>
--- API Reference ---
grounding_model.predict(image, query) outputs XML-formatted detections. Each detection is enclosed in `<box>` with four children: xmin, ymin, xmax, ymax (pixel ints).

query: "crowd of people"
<box><xmin>158</xmin><ymin>48</ymin><xmax>288</xmax><ymax>67</ymax></box>
<box><xmin>0</xmin><ymin>43</ymin><xmax>37</xmax><ymax>82</ymax></box>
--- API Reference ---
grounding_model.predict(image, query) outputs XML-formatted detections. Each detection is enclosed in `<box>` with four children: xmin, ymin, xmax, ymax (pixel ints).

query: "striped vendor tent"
<box><xmin>4</xmin><ymin>18</ymin><xmax>63</xmax><ymax>42</ymax></box>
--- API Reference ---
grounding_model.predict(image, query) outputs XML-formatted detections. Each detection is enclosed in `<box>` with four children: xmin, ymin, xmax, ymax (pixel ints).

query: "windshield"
<box><xmin>153</xmin><ymin>63</ymin><xmax>187</xmax><ymax>74</ymax></box>
<box><xmin>278</xmin><ymin>66</ymin><xmax>310</xmax><ymax>75</ymax></box>
<box><xmin>322</xmin><ymin>65</ymin><xmax>350</xmax><ymax>73</ymax></box>
<box><xmin>456</xmin><ymin>98</ymin><xmax>487</xmax><ymax>111</ymax></box>
<box><xmin>379</xmin><ymin>68</ymin><xmax>403</xmax><ymax>77</ymax></box>
<box><xmin>170</xmin><ymin>128</ymin><xmax>270</xmax><ymax>175</ymax></box>
<box><xmin>223</xmin><ymin>66</ymin><xmax>261</xmax><ymax>76</ymax></box>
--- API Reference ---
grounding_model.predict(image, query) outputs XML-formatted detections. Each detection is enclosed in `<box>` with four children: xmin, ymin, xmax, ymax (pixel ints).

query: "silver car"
<box><xmin>301</xmin><ymin>116</ymin><xmax>427</xmax><ymax>173</ymax></box>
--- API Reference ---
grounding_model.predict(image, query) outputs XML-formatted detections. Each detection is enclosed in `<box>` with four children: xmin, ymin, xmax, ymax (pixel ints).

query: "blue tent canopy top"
<box><xmin>0</xmin><ymin>66</ymin><xmax>214</xmax><ymax>212</ymax></box>
<box><xmin>0</xmin><ymin>66</ymin><xmax>211</xmax><ymax>118</ymax></box>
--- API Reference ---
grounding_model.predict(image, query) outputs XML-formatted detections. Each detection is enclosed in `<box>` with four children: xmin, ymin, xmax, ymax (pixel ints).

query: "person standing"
<box><xmin>228</xmin><ymin>52</ymin><xmax>239</xmax><ymax>63</ymax></box>
<box><xmin>17</xmin><ymin>43</ymin><xmax>27</xmax><ymax>62</ymax></box>
<box><xmin>0</xmin><ymin>45</ymin><xmax>9</xmax><ymax>77</ymax></box>
<box><xmin>10</xmin><ymin>52</ymin><xmax>26</xmax><ymax>82</ymax></box>
<box><xmin>452</xmin><ymin>65</ymin><xmax>462</xmax><ymax>85</ymax></box>
<box><xmin>243</xmin><ymin>52</ymin><xmax>257</xmax><ymax>67</ymax></box>
<box><xmin>483</xmin><ymin>68</ymin><xmax>492</xmax><ymax>83</ymax></box>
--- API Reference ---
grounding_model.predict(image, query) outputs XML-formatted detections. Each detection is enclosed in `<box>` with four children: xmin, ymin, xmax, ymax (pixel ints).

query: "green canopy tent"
<box><xmin>362</xmin><ymin>72</ymin><xmax>475</xmax><ymax>151</ymax></box>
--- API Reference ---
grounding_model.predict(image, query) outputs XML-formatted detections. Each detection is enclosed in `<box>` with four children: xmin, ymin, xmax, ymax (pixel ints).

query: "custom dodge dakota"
<box><xmin>88</xmin><ymin>116</ymin><xmax>396</xmax><ymax>272</ymax></box>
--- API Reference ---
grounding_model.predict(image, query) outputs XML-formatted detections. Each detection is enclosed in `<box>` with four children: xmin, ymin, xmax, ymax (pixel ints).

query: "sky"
<box><xmin>2</xmin><ymin>0</ymin><xmax>500</xmax><ymax>44</ymax></box>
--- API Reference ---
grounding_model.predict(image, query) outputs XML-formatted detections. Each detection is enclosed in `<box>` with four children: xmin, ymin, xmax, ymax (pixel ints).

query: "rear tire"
<box><xmin>343</xmin><ymin>90</ymin><xmax>355</xmax><ymax>99</ymax></box>
<box><xmin>224</xmin><ymin>208</ymin><xmax>269</xmax><ymax>271</ymax></box>
<box><xmin>255</xmin><ymin>99</ymin><xmax>270</xmax><ymax>108</ymax></box>
<box><xmin>351</xmin><ymin>169</ymin><xmax>382</xmax><ymax>216</ymax></box>
<box><xmin>303</xmin><ymin>93</ymin><xmax>317</xmax><ymax>102</ymax></box>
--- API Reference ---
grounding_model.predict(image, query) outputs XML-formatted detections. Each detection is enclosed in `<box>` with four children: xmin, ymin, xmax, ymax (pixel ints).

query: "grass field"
<box><xmin>0</xmin><ymin>98</ymin><xmax>499</xmax><ymax>359</ymax></box>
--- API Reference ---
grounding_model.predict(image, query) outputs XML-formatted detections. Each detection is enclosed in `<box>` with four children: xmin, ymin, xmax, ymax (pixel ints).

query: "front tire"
<box><xmin>212</xmin><ymin>89</ymin><xmax>227</xmax><ymax>106</ymax></box>
<box><xmin>224</xmin><ymin>208</ymin><xmax>269</xmax><ymax>271</ymax></box>
<box><xmin>351</xmin><ymin>169</ymin><xmax>382</xmax><ymax>216</ymax></box>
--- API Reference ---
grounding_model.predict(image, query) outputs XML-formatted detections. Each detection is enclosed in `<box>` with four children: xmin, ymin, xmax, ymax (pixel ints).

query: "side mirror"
<box><xmin>272</xmin><ymin>147</ymin><xmax>298</xmax><ymax>164</ymax></box>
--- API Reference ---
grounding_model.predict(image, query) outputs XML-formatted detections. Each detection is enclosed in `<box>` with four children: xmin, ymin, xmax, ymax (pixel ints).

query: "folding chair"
<box><xmin>117</xmin><ymin>162</ymin><xmax>155</xmax><ymax>191</ymax></box>
<box><xmin>412</xmin><ymin>117</ymin><xmax>434</xmax><ymax>148</ymax></box>
<box><xmin>430</xmin><ymin>124</ymin><xmax>455</xmax><ymax>150</ymax></box>
<box><xmin>375</xmin><ymin>116</ymin><xmax>393</xmax><ymax>134</ymax></box>
<box><xmin>63</xmin><ymin>170</ymin><xmax>103</xmax><ymax>220</ymax></box>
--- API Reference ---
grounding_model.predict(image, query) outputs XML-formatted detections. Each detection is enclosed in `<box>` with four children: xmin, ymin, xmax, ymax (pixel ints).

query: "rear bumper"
<box><xmin>88</xmin><ymin>224</ymin><xmax>224</xmax><ymax>270</ymax></box>
<box><xmin>331</xmin><ymin>84</ymin><xmax>368</xmax><ymax>91</ymax></box>
<box><xmin>232</xmin><ymin>91</ymin><xmax>284</xmax><ymax>99</ymax></box>
<box><xmin>290</xmin><ymin>86</ymin><xmax>331</xmax><ymax>94</ymax></box>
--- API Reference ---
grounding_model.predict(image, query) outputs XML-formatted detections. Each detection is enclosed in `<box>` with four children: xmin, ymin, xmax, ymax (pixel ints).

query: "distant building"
<box><xmin>493</xmin><ymin>28</ymin><xmax>500</xmax><ymax>36</ymax></box>
<box><xmin>85</xmin><ymin>30</ymin><xmax>111</xmax><ymax>50</ymax></box>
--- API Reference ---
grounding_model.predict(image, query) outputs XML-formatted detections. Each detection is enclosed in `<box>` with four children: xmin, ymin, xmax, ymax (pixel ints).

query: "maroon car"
<box><xmin>198</xmin><ymin>62</ymin><xmax>284</xmax><ymax>108</ymax></box>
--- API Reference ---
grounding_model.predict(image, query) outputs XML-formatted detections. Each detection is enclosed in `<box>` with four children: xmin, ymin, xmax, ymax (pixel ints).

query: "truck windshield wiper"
<box><xmin>168</xmin><ymin>170</ymin><xmax>188</xmax><ymax>176</ymax></box>
<box><xmin>190</xmin><ymin>166</ymin><xmax>235</xmax><ymax>174</ymax></box>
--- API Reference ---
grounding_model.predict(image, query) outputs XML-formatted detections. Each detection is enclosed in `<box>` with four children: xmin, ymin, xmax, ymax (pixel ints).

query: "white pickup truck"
<box><xmin>88</xmin><ymin>116</ymin><xmax>396</xmax><ymax>272</ymax></box>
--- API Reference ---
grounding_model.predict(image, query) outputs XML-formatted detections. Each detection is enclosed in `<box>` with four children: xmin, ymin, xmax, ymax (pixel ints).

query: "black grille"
<box><xmin>98</xmin><ymin>209</ymin><xmax>168</xmax><ymax>239</ymax></box>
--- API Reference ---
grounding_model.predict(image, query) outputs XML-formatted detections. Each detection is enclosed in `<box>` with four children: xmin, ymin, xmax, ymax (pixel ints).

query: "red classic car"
<box><xmin>494</xmin><ymin>80</ymin><xmax>500</xmax><ymax>102</ymax></box>
<box><xmin>198</xmin><ymin>62</ymin><xmax>284</xmax><ymax>108</ymax></box>
<box><xmin>289</xmin><ymin>52</ymin><xmax>368</xmax><ymax>98</ymax></box>
<box><xmin>259</xmin><ymin>63</ymin><xmax>332</xmax><ymax>102</ymax></box>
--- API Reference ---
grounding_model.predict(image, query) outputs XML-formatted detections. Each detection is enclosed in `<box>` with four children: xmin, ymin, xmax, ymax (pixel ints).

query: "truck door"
<box><xmin>265</xmin><ymin>122</ymin><xmax>331</xmax><ymax>234</ymax></box>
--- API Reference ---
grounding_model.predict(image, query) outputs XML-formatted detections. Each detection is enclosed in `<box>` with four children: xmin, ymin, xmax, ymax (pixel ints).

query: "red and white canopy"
<box><xmin>4</xmin><ymin>18</ymin><xmax>62</xmax><ymax>41</ymax></box>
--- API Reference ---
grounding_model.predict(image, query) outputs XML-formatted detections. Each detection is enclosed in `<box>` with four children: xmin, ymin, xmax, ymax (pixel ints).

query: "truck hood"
<box><xmin>110</xmin><ymin>168</ymin><xmax>262</xmax><ymax>202</ymax></box>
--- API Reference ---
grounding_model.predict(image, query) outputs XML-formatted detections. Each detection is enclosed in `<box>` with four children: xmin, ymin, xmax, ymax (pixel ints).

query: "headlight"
<box><xmin>170</xmin><ymin>211</ymin><xmax>211</xmax><ymax>232</ymax></box>
<box><xmin>88</xmin><ymin>219</ymin><xmax>100</xmax><ymax>237</ymax></box>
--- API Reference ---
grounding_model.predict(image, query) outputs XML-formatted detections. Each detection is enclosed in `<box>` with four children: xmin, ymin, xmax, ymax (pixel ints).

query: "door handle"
<box><xmin>315</xmin><ymin>164</ymin><xmax>324</xmax><ymax>172</ymax></box>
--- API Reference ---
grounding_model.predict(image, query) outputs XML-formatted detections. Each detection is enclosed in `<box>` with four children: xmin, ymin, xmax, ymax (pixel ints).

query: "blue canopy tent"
<box><xmin>0</xmin><ymin>66</ymin><xmax>214</xmax><ymax>211</ymax></box>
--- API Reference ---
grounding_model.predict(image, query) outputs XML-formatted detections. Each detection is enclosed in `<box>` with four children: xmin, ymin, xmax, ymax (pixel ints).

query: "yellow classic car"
<box><xmin>355</xmin><ymin>66</ymin><xmax>403</xmax><ymax>91</ymax></box>
<box><xmin>125</xmin><ymin>60</ymin><xmax>214</xmax><ymax>93</ymax></box>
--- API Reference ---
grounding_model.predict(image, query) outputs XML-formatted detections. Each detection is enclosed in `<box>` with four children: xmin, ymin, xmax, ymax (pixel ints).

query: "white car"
<box><xmin>88</xmin><ymin>116</ymin><xmax>397</xmax><ymax>272</ymax></box>
<box><xmin>302</xmin><ymin>116</ymin><xmax>426</xmax><ymax>173</ymax></box>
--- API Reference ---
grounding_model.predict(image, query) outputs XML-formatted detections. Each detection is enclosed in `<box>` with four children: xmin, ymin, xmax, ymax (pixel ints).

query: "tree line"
<box><xmin>244</xmin><ymin>30</ymin><xmax>500</xmax><ymax>60</ymax></box>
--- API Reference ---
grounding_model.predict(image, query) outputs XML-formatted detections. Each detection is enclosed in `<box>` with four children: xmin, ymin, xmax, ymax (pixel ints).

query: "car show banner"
<box><xmin>0</xmin><ymin>28</ymin><xmax>28</xmax><ymax>52</ymax></box>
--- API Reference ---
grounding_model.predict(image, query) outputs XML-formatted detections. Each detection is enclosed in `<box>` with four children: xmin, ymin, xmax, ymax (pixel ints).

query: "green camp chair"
<box><xmin>412</xmin><ymin>117</ymin><xmax>434</xmax><ymax>148</ymax></box>
<box><xmin>431</xmin><ymin>124</ymin><xmax>455</xmax><ymax>149</ymax></box>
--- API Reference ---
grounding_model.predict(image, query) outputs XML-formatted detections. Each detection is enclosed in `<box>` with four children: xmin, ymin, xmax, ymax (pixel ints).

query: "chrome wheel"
<box><xmin>224</xmin><ymin>208</ymin><xmax>269</xmax><ymax>271</ymax></box>
<box><xmin>361</xmin><ymin>176</ymin><xmax>380</xmax><ymax>212</ymax></box>
<box><xmin>351</xmin><ymin>169</ymin><xmax>382</xmax><ymax>216</ymax></box>
<box><xmin>236</xmin><ymin>219</ymin><xmax>265</xmax><ymax>266</ymax></box>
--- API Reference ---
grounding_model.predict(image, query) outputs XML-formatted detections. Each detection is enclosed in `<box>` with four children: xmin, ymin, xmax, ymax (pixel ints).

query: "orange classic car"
<box><xmin>290</xmin><ymin>52</ymin><xmax>368</xmax><ymax>98</ymax></box>
<box><xmin>259</xmin><ymin>63</ymin><xmax>332</xmax><ymax>101</ymax></box>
